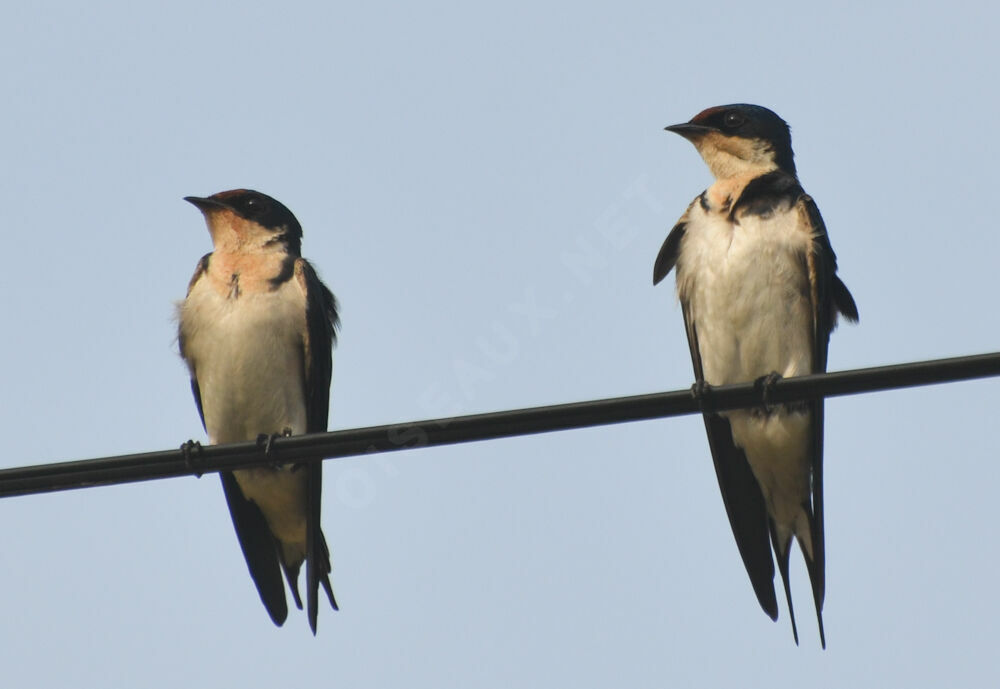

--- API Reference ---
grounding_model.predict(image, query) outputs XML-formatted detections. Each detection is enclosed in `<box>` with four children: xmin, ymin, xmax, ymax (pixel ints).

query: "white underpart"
<box><xmin>677</xmin><ymin>194</ymin><xmax>816</xmax><ymax>555</ymax></box>
<box><xmin>180</xmin><ymin>273</ymin><xmax>310</xmax><ymax>562</ymax></box>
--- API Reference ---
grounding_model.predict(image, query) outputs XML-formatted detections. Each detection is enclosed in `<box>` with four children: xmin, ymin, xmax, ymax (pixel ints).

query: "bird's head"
<box><xmin>665</xmin><ymin>104</ymin><xmax>795</xmax><ymax>179</ymax></box>
<box><xmin>184</xmin><ymin>189</ymin><xmax>303</xmax><ymax>256</ymax></box>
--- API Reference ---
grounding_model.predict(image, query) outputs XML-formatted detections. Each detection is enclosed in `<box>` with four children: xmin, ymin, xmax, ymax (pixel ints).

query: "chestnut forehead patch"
<box><xmin>210</xmin><ymin>188</ymin><xmax>253</xmax><ymax>202</ymax></box>
<box><xmin>691</xmin><ymin>106</ymin><xmax>728</xmax><ymax>124</ymax></box>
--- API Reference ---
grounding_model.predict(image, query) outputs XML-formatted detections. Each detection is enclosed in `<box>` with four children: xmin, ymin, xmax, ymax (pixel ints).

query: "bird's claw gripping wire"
<box><xmin>691</xmin><ymin>379</ymin><xmax>715</xmax><ymax>414</ymax></box>
<box><xmin>754</xmin><ymin>371</ymin><xmax>783</xmax><ymax>414</ymax></box>
<box><xmin>256</xmin><ymin>428</ymin><xmax>294</xmax><ymax>468</ymax></box>
<box><xmin>181</xmin><ymin>440</ymin><xmax>204</xmax><ymax>478</ymax></box>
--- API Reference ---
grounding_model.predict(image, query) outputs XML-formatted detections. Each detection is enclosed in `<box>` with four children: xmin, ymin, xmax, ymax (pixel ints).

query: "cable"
<box><xmin>1</xmin><ymin>351</ymin><xmax>998</xmax><ymax>499</ymax></box>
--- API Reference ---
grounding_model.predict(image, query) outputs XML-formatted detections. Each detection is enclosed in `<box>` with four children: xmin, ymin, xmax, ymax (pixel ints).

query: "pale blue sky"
<box><xmin>2</xmin><ymin>1</ymin><xmax>999</xmax><ymax>686</ymax></box>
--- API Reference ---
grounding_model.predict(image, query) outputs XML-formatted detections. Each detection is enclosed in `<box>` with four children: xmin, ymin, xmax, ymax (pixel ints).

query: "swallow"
<box><xmin>653</xmin><ymin>105</ymin><xmax>858</xmax><ymax>646</ymax></box>
<box><xmin>177</xmin><ymin>189</ymin><xmax>340</xmax><ymax>633</ymax></box>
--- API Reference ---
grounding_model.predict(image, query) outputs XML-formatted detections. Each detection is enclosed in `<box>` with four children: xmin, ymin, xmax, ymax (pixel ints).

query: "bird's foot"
<box><xmin>181</xmin><ymin>439</ymin><xmax>204</xmax><ymax>478</ymax></box>
<box><xmin>691</xmin><ymin>379</ymin><xmax>714</xmax><ymax>414</ymax></box>
<box><xmin>754</xmin><ymin>371</ymin><xmax>783</xmax><ymax>415</ymax></box>
<box><xmin>256</xmin><ymin>428</ymin><xmax>294</xmax><ymax>468</ymax></box>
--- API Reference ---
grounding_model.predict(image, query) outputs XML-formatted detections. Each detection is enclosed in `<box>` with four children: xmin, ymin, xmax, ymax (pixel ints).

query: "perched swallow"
<box><xmin>177</xmin><ymin>189</ymin><xmax>340</xmax><ymax>633</ymax></box>
<box><xmin>653</xmin><ymin>105</ymin><xmax>858</xmax><ymax>646</ymax></box>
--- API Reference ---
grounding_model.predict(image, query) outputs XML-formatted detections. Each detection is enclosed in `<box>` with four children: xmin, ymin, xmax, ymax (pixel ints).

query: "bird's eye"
<box><xmin>243</xmin><ymin>195</ymin><xmax>269</xmax><ymax>215</ymax></box>
<box><xmin>723</xmin><ymin>111</ymin><xmax>745</xmax><ymax>128</ymax></box>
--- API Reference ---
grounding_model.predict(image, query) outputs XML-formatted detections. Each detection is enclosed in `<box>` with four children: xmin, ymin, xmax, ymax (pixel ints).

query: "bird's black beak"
<box><xmin>664</xmin><ymin>123</ymin><xmax>715</xmax><ymax>141</ymax></box>
<box><xmin>184</xmin><ymin>196</ymin><xmax>229</xmax><ymax>212</ymax></box>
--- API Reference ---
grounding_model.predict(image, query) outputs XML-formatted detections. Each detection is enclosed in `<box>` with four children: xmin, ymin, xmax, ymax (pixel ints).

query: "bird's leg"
<box><xmin>181</xmin><ymin>439</ymin><xmax>204</xmax><ymax>478</ymax></box>
<box><xmin>691</xmin><ymin>379</ymin><xmax>715</xmax><ymax>414</ymax></box>
<box><xmin>754</xmin><ymin>371</ymin><xmax>783</xmax><ymax>414</ymax></box>
<box><xmin>256</xmin><ymin>428</ymin><xmax>294</xmax><ymax>468</ymax></box>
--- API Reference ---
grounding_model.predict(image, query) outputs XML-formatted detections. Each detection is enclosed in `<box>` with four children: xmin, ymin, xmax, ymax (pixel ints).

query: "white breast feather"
<box><xmin>677</xmin><ymin>200</ymin><xmax>816</xmax><ymax>546</ymax></box>
<box><xmin>179</xmin><ymin>274</ymin><xmax>311</xmax><ymax>552</ymax></box>
<box><xmin>678</xmin><ymin>204</ymin><xmax>813</xmax><ymax>386</ymax></box>
<box><xmin>180</xmin><ymin>278</ymin><xmax>309</xmax><ymax>444</ymax></box>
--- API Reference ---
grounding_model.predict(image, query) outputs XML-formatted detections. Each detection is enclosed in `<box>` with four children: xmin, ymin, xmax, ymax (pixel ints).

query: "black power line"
<box><xmin>1</xmin><ymin>351</ymin><xmax>999</xmax><ymax>499</ymax></box>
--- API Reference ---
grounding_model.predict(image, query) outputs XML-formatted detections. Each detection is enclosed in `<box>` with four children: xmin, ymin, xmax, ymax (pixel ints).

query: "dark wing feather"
<box><xmin>189</xmin><ymin>380</ymin><xmax>206</xmax><ymax>432</ymax></box>
<box><xmin>178</xmin><ymin>254</ymin><xmax>212</xmax><ymax>430</ymax></box>
<box><xmin>769</xmin><ymin>520</ymin><xmax>799</xmax><ymax>644</ymax></box>
<box><xmin>654</xmin><ymin>197</ymin><xmax>703</xmax><ymax>286</ymax></box>
<box><xmin>682</xmin><ymin>303</ymin><xmax>778</xmax><ymax>620</ymax></box>
<box><xmin>184</xmin><ymin>253</ymin><xmax>212</xmax><ymax>295</ymax></box>
<box><xmin>296</xmin><ymin>259</ymin><xmax>340</xmax><ymax>633</ymax></box>
<box><xmin>800</xmin><ymin>194</ymin><xmax>856</xmax><ymax>649</ymax></box>
<box><xmin>298</xmin><ymin>259</ymin><xmax>339</xmax><ymax>434</ymax></box>
<box><xmin>653</xmin><ymin>221</ymin><xmax>686</xmax><ymax>286</ymax></box>
<box><xmin>220</xmin><ymin>472</ymin><xmax>289</xmax><ymax>626</ymax></box>
<box><xmin>832</xmin><ymin>276</ymin><xmax>859</xmax><ymax>323</ymax></box>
